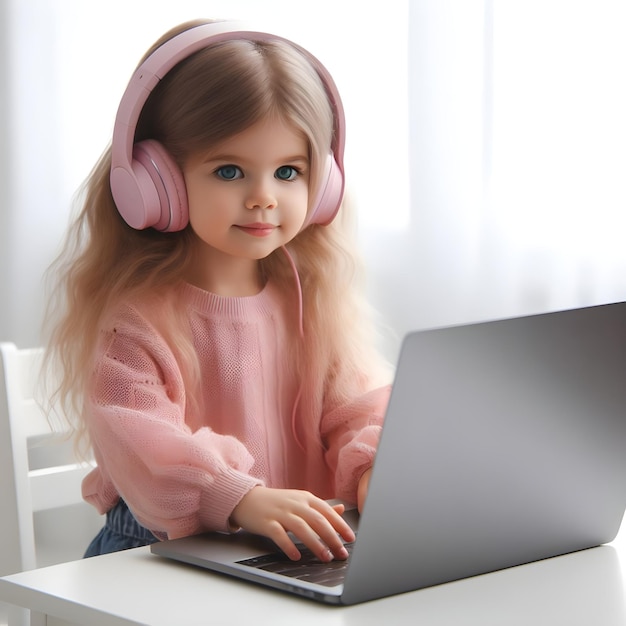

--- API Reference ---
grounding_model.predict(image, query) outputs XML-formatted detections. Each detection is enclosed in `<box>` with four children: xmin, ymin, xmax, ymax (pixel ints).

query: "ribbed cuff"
<box><xmin>198</xmin><ymin>468</ymin><xmax>264</xmax><ymax>533</ymax></box>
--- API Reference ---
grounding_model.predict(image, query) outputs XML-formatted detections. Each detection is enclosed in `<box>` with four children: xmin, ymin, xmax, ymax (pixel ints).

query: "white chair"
<box><xmin>0</xmin><ymin>342</ymin><xmax>98</xmax><ymax>626</ymax></box>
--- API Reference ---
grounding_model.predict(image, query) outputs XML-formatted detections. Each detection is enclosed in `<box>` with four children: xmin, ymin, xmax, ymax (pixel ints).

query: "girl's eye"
<box><xmin>215</xmin><ymin>165</ymin><xmax>242</xmax><ymax>180</ymax></box>
<box><xmin>275</xmin><ymin>166</ymin><xmax>298</xmax><ymax>181</ymax></box>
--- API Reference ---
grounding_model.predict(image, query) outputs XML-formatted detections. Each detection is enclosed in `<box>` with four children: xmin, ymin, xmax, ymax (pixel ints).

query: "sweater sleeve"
<box><xmin>320</xmin><ymin>385</ymin><xmax>391</xmax><ymax>503</ymax></box>
<box><xmin>83</xmin><ymin>309</ymin><xmax>262</xmax><ymax>538</ymax></box>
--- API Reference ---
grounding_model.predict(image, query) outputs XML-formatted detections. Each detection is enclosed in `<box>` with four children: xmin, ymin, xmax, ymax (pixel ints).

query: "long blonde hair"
<box><xmin>44</xmin><ymin>20</ymin><xmax>390</xmax><ymax>454</ymax></box>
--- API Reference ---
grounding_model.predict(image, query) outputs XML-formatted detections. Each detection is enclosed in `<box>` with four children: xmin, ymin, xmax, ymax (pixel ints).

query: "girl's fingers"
<box><xmin>264</xmin><ymin>521</ymin><xmax>302</xmax><ymax>561</ymax></box>
<box><xmin>295</xmin><ymin>502</ymin><xmax>353</xmax><ymax>561</ymax></box>
<box><xmin>317</xmin><ymin>500</ymin><xmax>356</xmax><ymax>543</ymax></box>
<box><xmin>287</xmin><ymin>519</ymin><xmax>346</xmax><ymax>563</ymax></box>
<box><xmin>332</xmin><ymin>503</ymin><xmax>346</xmax><ymax>515</ymax></box>
<box><xmin>232</xmin><ymin>488</ymin><xmax>354</xmax><ymax>562</ymax></box>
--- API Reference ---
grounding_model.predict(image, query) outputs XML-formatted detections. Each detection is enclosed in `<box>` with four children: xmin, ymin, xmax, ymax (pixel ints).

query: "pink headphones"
<box><xmin>110</xmin><ymin>21</ymin><xmax>346</xmax><ymax>232</ymax></box>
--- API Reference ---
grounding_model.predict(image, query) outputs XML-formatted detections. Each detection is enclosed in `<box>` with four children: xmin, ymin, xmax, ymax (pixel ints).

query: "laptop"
<box><xmin>151</xmin><ymin>300</ymin><xmax>626</xmax><ymax>605</ymax></box>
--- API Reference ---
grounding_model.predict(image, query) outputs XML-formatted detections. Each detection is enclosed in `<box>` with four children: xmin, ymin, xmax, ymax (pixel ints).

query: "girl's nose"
<box><xmin>245</xmin><ymin>179</ymin><xmax>277</xmax><ymax>210</ymax></box>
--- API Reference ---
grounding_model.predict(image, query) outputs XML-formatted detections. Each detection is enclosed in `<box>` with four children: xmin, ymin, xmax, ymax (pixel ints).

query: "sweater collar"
<box><xmin>181</xmin><ymin>280</ymin><xmax>279</xmax><ymax>319</ymax></box>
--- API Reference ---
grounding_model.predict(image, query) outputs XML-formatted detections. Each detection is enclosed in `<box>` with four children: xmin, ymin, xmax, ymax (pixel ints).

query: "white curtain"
<box><xmin>401</xmin><ymin>0</ymin><xmax>626</xmax><ymax>353</ymax></box>
<box><xmin>2</xmin><ymin>0</ymin><xmax>625</xmax><ymax>366</ymax></box>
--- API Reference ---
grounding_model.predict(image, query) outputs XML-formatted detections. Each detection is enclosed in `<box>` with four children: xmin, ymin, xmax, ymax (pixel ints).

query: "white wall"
<box><xmin>0</xmin><ymin>0</ymin><xmax>15</xmax><ymax>345</ymax></box>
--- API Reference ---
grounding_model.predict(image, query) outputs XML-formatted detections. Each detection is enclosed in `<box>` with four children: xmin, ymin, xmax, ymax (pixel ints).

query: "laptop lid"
<box><xmin>152</xmin><ymin>300</ymin><xmax>626</xmax><ymax>605</ymax></box>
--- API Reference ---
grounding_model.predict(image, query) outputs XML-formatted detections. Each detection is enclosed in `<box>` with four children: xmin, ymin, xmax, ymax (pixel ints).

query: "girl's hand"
<box><xmin>230</xmin><ymin>487</ymin><xmax>355</xmax><ymax>562</ymax></box>
<box><xmin>357</xmin><ymin>468</ymin><xmax>372</xmax><ymax>513</ymax></box>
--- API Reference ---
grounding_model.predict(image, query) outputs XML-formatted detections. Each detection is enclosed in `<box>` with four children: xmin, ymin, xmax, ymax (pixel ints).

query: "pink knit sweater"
<box><xmin>82</xmin><ymin>281</ymin><xmax>390</xmax><ymax>540</ymax></box>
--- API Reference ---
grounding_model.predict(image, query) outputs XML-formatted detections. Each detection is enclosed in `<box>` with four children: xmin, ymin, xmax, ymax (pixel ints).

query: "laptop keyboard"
<box><xmin>237</xmin><ymin>543</ymin><xmax>354</xmax><ymax>587</ymax></box>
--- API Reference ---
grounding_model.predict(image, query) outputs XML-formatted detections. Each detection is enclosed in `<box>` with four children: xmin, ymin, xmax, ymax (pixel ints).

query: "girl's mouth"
<box><xmin>236</xmin><ymin>223</ymin><xmax>277</xmax><ymax>237</ymax></box>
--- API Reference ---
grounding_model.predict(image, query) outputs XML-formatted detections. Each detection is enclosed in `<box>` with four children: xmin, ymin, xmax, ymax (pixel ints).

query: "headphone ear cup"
<box><xmin>306</xmin><ymin>153</ymin><xmax>344</xmax><ymax>226</ymax></box>
<box><xmin>131</xmin><ymin>140</ymin><xmax>189</xmax><ymax>232</ymax></box>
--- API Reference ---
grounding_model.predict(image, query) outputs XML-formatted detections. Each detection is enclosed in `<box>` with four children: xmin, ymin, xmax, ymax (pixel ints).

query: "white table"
<box><xmin>2</xmin><ymin>531</ymin><xmax>626</xmax><ymax>626</ymax></box>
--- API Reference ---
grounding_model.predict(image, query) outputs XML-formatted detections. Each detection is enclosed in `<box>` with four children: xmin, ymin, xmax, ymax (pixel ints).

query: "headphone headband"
<box><xmin>110</xmin><ymin>21</ymin><xmax>346</xmax><ymax>231</ymax></box>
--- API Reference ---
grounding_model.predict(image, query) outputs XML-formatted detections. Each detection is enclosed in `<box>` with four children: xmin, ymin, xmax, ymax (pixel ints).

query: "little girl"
<box><xmin>45</xmin><ymin>19</ymin><xmax>391</xmax><ymax>564</ymax></box>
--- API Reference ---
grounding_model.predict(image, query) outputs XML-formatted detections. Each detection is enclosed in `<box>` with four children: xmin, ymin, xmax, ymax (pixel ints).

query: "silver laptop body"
<box><xmin>152</xmin><ymin>301</ymin><xmax>626</xmax><ymax>605</ymax></box>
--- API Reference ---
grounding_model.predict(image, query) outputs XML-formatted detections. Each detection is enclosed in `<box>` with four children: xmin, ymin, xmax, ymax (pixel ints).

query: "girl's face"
<box><xmin>183</xmin><ymin>116</ymin><xmax>310</xmax><ymax>295</ymax></box>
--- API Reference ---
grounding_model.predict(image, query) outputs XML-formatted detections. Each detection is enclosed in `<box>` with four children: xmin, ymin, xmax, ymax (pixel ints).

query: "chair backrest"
<box><xmin>0</xmin><ymin>342</ymin><xmax>94</xmax><ymax>576</ymax></box>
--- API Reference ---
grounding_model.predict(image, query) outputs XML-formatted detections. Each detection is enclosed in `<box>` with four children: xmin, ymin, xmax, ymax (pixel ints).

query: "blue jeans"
<box><xmin>84</xmin><ymin>499</ymin><xmax>159</xmax><ymax>557</ymax></box>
